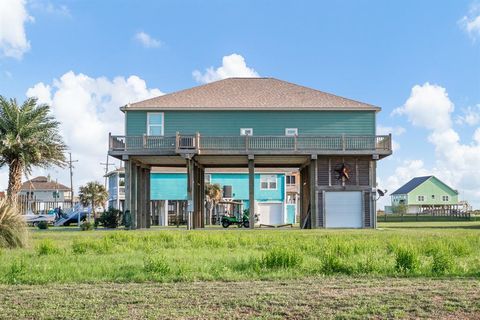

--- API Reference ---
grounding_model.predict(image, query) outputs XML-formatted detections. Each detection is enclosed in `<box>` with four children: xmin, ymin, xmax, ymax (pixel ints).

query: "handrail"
<box><xmin>109</xmin><ymin>134</ymin><xmax>392</xmax><ymax>153</ymax></box>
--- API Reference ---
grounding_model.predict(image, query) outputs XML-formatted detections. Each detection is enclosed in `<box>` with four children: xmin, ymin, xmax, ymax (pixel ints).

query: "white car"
<box><xmin>24</xmin><ymin>212</ymin><xmax>56</xmax><ymax>227</ymax></box>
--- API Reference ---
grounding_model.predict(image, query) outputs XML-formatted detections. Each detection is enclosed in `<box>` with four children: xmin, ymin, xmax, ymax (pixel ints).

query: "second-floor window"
<box><xmin>286</xmin><ymin>175</ymin><xmax>296</xmax><ymax>186</ymax></box>
<box><xmin>260</xmin><ymin>175</ymin><xmax>277</xmax><ymax>190</ymax></box>
<box><xmin>147</xmin><ymin>113</ymin><xmax>164</xmax><ymax>136</ymax></box>
<box><xmin>418</xmin><ymin>195</ymin><xmax>424</xmax><ymax>201</ymax></box>
<box><xmin>442</xmin><ymin>195</ymin><xmax>449</xmax><ymax>201</ymax></box>
<box><xmin>240</xmin><ymin>128</ymin><xmax>253</xmax><ymax>136</ymax></box>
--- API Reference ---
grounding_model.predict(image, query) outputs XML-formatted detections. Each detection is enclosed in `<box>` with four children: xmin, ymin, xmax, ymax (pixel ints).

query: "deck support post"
<box><xmin>130</xmin><ymin>161</ymin><xmax>138</xmax><ymax>230</ymax></box>
<box><xmin>124</xmin><ymin>158</ymin><xmax>135</xmax><ymax>230</ymax></box>
<box><xmin>145</xmin><ymin>167</ymin><xmax>151</xmax><ymax>228</ymax></box>
<box><xmin>136</xmin><ymin>164</ymin><xmax>143</xmax><ymax>229</ymax></box>
<box><xmin>248</xmin><ymin>155</ymin><xmax>255</xmax><ymax>229</ymax></box>
<box><xmin>310</xmin><ymin>155</ymin><xmax>318</xmax><ymax>228</ymax></box>
<box><xmin>186</xmin><ymin>157</ymin><xmax>194</xmax><ymax>229</ymax></box>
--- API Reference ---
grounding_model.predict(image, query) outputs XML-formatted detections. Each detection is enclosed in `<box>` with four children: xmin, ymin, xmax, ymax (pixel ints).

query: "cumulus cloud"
<box><xmin>0</xmin><ymin>0</ymin><xmax>33</xmax><ymax>59</ymax></box>
<box><xmin>193</xmin><ymin>53</ymin><xmax>259</xmax><ymax>84</ymax></box>
<box><xmin>392</xmin><ymin>83</ymin><xmax>454</xmax><ymax>130</ymax></box>
<box><xmin>459</xmin><ymin>3</ymin><xmax>480</xmax><ymax>40</ymax></box>
<box><xmin>0</xmin><ymin>71</ymin><xmax>163</xmax><ymax>193</ymax></box>
<box><xmin>392</xmin><ymin>83</ymin><xmax>480</xmax><ymax>208</ymax></box>
<box><xmin>377</xmin><ymin>125</ymin><xmax>405</xmax><ymax>152</ymax></box>
<box><xmin>134</xmin><ymin>32</ymin><xmax>161</xmax><ymax>48</ymax></box>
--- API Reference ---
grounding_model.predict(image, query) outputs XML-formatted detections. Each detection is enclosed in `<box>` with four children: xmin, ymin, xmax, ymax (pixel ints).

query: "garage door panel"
<box><xmin>325</xmin><ymin>191</ymin><xmax>362</xmax><ymax>228</ymax></box>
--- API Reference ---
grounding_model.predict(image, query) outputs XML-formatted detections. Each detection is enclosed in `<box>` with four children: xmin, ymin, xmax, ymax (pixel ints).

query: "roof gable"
<box><xmin>124</xmin><ymin>78</ymin><xmax>379</xmax><ymax>111</ymax></box>
<box><xmin>21</xmin><ymin>176</ymin><xmax>70</xmax><ymax>191</ymax></box>
<box><xmin>391</xmin><ymin>176</ymin><xmax>458</xmax><ymax>196</ymax></box>
<box><xmin>391</xmin><ymin>176</ymin><xmax>432</xmax><ymax>195</ymax></box>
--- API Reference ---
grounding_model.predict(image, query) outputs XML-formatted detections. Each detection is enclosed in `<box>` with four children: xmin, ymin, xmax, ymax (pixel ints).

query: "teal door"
<box><xmin>286</xmin><ymin>204</ymin><xmax>296</xmax><ymax>224</ymax></box>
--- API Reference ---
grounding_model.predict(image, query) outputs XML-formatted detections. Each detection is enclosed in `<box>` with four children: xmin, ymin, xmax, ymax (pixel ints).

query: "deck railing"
<box><xmin>109</xmin><ymin>133</ymin><xmax>392</xmax><ymax>154</ymax></box>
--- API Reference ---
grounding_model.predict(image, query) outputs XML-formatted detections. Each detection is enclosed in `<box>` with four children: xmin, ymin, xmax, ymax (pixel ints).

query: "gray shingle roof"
<box><xmin>123</xmin><ymin>78</ymin><xmax>379</xmax><ymax>111</ymax></box>
<box><xmin>21</xmin><ymin>176</ymin><xmax>70</xmax><ymax>191</ymax></box>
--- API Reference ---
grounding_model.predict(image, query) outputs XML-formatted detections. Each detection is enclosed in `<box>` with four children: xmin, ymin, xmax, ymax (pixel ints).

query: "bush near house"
<box><xmin>98</xmin><ymin>208</ymin><xmax>122</xmax><ymax>229</ymax></box>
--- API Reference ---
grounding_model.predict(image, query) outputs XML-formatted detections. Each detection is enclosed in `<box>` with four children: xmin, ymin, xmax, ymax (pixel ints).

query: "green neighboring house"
<box><xmin>389</xmin><ymin>176</ymin><xmax>459</xmax><ymax>214</ymax></box>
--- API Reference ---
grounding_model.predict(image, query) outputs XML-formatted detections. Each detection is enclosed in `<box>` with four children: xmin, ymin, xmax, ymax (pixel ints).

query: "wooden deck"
<box><xmin>109</xmin><ymin>134</ymin><xmax>392</xmax><ymax>157</ymax></box>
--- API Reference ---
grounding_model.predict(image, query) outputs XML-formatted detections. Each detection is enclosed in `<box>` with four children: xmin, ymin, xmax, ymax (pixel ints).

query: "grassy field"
<box><xmin>1</xmin><ymin>277</ymin><xmax>479</xmax><ymax>319</ymax></box>
<box><xmin>1</xmin><ymin>221</ymin><xmax>479</xmax><ymax>318</ymax></box>
<box><xmin>0</xmin><ymin>221</ymin><xmax>479</xmax><ymax>284</ymax></box>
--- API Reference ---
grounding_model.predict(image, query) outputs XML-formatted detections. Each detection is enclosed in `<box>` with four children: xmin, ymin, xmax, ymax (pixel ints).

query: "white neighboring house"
<box><xmin>19</xmin><ymin>176</ymin><xmax>72</xmax><ymax>212</ymax></box>
<box><xmin>106</xmin><ymin>168</ymin><xmax>125</xmax><ymax>211</ymax></box>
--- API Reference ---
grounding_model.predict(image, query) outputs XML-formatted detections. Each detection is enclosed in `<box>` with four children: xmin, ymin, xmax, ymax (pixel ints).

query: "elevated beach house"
<box><xmin>108</xmin><ymin>77</ymin><xmax>392</xmax><ymax>229</ymax></box>
<box><xmin>389</xmin><ymin>176</ymin><xmax>462</xmax><ymax>215</ymax></box>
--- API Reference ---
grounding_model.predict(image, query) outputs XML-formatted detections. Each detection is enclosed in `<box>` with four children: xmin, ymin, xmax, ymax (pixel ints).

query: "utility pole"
<box><xmin>101</xmin><ymin>155</ymin><xmax>115</xmax><ymax>189</ymax></box>
<box><xmin>67</xmin><ymin>153</ymin><xmax>78</xmax><ymax>208</ymax></box>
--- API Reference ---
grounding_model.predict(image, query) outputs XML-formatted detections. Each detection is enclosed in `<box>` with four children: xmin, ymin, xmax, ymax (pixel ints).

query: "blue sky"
<box><xmin>0</xmin><ymin>0</ymin><xmax>479</xmax><ymax>208</ymax></box>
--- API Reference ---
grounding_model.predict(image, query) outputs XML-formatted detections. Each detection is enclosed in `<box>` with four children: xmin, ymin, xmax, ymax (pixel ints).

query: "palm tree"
<box><xmin>0</xmin><ymin>96</ymin><xmax>67</xmax><ymax>202</ymax></box>
<box><xmin>205</xmin><ymin>183</ymin><xmax>222</xmax><ymax>225</ymax></box>
<box><xmin>78</xmin><ymin>181</ymin><xmax>108</xmax><ymax>223</ymax></box>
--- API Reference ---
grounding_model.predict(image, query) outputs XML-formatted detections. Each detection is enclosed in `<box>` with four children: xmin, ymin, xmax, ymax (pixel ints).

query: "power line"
<box><xmin>100</xmin><ymin>155</ymin><xmax>115</xmax><ymax>188</ymax></box>
<box><xmin>67</xmin><ymin>152</ymin><xmax>78</xmax><ymax>207</ymax></box>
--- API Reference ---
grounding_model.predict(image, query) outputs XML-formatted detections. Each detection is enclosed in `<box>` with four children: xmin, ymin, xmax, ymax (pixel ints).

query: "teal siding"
<box><xmin>126</xmin><ymin>111</ymin><xmax>375</xmax><ymax>136</ymax></box>
<box><xmin>211</xmin><ymin>173</ymin><xmax>284</xmax><ymax>201</ymax></box>
<box><xmin>150</xmin><ymin>173</ymin><xmax>188</xmax><ymax>200</ymax></box>
<box><xmin>149</xmin><ymin>172</ymin><xmax>284</xmax><ymax>202</ymax></box>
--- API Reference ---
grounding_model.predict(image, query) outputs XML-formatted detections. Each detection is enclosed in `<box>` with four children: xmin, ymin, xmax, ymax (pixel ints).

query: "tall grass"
<box><xmin>0</xmin><ymin>200</ymin><xmax>28</xmax><ymax>248</ymax></box>
<box><xmin>0</xmin><ymin>226</ymin><xmax>479</xmax><ymax>284</ymax></box>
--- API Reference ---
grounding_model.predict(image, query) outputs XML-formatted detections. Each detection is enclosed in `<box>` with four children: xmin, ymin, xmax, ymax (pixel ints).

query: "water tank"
<box><xmin>223</xmin><ymin>185</ymin><xmax>233</xmax><ymax>199</ymax></box>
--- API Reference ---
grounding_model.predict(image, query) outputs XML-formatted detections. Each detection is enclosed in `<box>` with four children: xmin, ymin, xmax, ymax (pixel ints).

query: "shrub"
<box><xmin>320</xmin><ymin>253</ymin><xmax>352</xmax><ymax>274</ymax></box>
<box><xmin>98</xmin><ymin>208</ymin><xmax>122</xmax><ymax>228</ymax></box>
<box><xmin>144</xmin><ymin>255</ymin><xmax>171</xmax><ymax>275</ymax></box>
<box><xmin>37</xmin><ymin>239</ymin><xmax>60</xmax><ymax>255</ymax></box>
<box><xmin>394</xmin><ymin>247</ymin><xmax>419</xmax><ymax>273</ymax></box>
<box><xmin>261</xmin><ymin>248</ymin><xmax>303</xmax><ymax>269</ymax></box>
<box><xmin>80</xmin><ymin>222</ymin><xmax>94</xmax><ymax>231</ymax></box>
<box><xmin>5</xmin><ymin>258</ymin><xmax>27</xmax><ymax>284</ymax></box>
<box><xmin>431</xmin><ymin>250</ymin><xmax>454</xmax><ymax>275</ymax></box>
<box><xmin>37</xmin><ymin>221</ymin><xmax>48</xmax><ymax>230</ymax></box>
<box><xmin>0</xmin><ymin>200</ymin><xmax>28</xmax><ymax>248</ymax></box>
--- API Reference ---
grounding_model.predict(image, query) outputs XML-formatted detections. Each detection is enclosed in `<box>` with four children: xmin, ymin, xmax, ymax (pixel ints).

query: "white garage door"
<box><xmin>258</xmin><ymin>203</ymin><xmax>283</xmax><ymax>225</ymax></box>
<box><xmin>325</xmin><ymin>191</ymin><xmax>362</xmax><ymax>228</ymax></box>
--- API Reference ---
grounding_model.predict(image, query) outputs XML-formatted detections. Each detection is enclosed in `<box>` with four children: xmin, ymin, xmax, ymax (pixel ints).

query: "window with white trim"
<box><xmin>418</xmin><ymin>195</ymin><xmax>425</xmax><ymax>201</ymax></box>
<box><xmin>286</xmin><ymin>175</ymin><xmax>296</xmax><ymax>186</ymax></box>
<box><xmin>285</xmin><ymin>128</ymin><xmax>298</xmax><ymax>136</ymax></box>
<box><xmin>240</xmin><ymin>128</ymin><xmax>253</xmax><ymax>136</ymax></box>
<box><xmin>260</xmin><ymin>175</ymin><xmax>277</xmax><ymax>190</ymax></box>
<box><xmin>442</xmin><ymin>195</ymin><xmax>449</xmax><ymax>201</ymax></box>
<box><xmin>147</xmin><ymin>113</ymin><xmax>164</xmax><ymax>136</ymax></box>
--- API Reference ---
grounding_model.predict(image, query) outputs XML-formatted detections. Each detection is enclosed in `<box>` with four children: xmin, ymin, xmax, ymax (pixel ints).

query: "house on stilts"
<box><xmin>107</xmin><ymin>77</ymin><xmax>392</xmax><ymax>229</ymax></box>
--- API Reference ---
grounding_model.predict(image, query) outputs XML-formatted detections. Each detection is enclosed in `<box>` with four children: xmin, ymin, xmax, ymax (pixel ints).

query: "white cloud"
<box><xmin>29</xmin><ymin>0</ymin><xmax>70</xmax><ymax>17</ymax></box>
<box><xmin>456</xmin><ymin>104</ymin><xmax>480</xmax><ymax>126</ymax></box>
<box><xmin>391</xmin><ymin>82</ymin><xmax>480</xmax><ymax>208</ymax></box>
<box><xmin>193</xmin><ymin>53</ymin><xmax>259</xmax><ymax>84</ymax></box>
<box><xmin>0</xmin><ymin>71</ymin><xmax>163</xmax><ymax>193</ymax></box>
<box><xmin>393</xmin><ymin>83</ymin><xmax>454</xmax><ymax>130</ymax></box>
<box><xmin>134</xmin><ymin>32</ymin><xmax>161</xmax><ymax>48</ymax></box>
<box><xmin>459</xmin><ymin>3</ymin><xmax>480</xmax><ymax>40</ymax></box>
<box><xmin>0</xmin><ymin>0</ymin><xmax>33</xmax><ymax>59</ymax></box>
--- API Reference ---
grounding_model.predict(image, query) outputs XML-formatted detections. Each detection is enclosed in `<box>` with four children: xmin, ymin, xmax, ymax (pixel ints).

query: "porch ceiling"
<box><xmin>129</xmin><ymin>155</ymin><xmax>311</xmax><ymax>168</ymax></box>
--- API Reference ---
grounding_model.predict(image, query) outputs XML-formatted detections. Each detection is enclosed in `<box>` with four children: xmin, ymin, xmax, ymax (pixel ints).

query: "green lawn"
<box><xmin>1</xmin><ymin>221</ymin><xmax>479</xmax><ymax>318</ymax></box>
